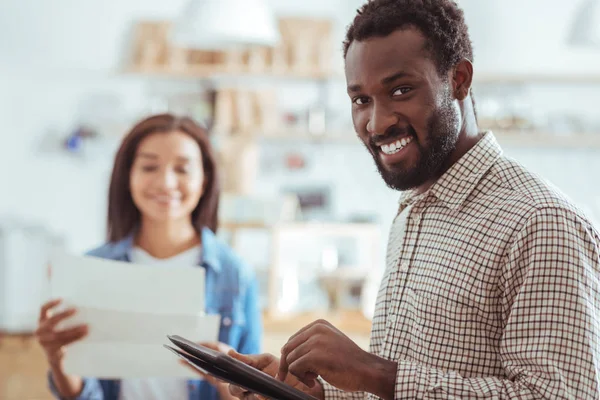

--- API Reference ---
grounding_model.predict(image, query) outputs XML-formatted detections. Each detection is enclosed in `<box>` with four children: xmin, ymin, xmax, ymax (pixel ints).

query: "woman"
<box><xmin>35</xmin><ymin>114</ymin><xmax>262</xmax><ymax>400</ymax></box>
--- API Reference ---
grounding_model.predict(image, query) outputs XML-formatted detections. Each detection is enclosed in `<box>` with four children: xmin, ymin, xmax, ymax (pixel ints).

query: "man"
<box><xmin>226</xmin><ymin>0</ymin><xmax>600</xmax><ymax>398</ymax></box>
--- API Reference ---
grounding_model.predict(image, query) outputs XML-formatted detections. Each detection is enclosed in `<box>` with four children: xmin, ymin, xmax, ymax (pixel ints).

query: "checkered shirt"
<box><xmin>321</xmin><ymin>132</ymin><xmax>600</xmax><ymax>399</ymax></box>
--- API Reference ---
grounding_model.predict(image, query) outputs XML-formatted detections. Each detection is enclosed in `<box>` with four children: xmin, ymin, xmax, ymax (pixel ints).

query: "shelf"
<box><xmin>494</xmin><ymin>131</ymin><xmax>600</xmax><ymax>148</ymax></box>
<box><xmin>124</xmin><ymin>66</ymin><xmax>600</xmax><ymax>85</ymax></box>
<box><xmin>220</xmin><ymin>221</ymin><xmax>271</xmax><ymax>230</ymax></box>
<box><xmin>252</xmin><ymin>130</ymin><xmax>600</xmax><ymax>149</ymax></box>
<box><xmin>1</xmin><ymin>335</ymin><xmax>54</xmax><ymax>400</ymax></box>
<box><xmin>473</xmin><ymin>73</ymin><xmax>600</xmax><ymax>85</ymax></box>
<box><xmin>221</xmin><ymin>221</ymin><xmax>381</xmax><ymax>235</ymax></box>
<box><xmin>263</xmin><ymin>310</ymin><xmax>372</xmax><ymax>335</ymax></box>
<box><xmin>272</xmin><ymin>222</ymin><xmax>380</xmax><ymax>236</ymax></box>
<box><xmin>257</xmin><ymin>131</ymin><xmax>357</xmax><ymax>143</ymax></box>
<box><xmin>123</xmin><ymin>66</ymin><xmax>334</xmax><ymax>80</ymax></box>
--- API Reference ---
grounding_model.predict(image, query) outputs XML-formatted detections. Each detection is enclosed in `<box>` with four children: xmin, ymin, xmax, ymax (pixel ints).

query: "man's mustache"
<box><xmin>369</xmin><ymin>125</ymin><xmax>416</xmax><ymax>148</ymax></box>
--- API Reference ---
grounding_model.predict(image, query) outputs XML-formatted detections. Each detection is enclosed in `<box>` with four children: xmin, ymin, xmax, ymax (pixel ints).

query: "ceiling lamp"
<box><xmin>171</xmin><ymin>0</ymin><xmax>280</xmax><ymax>50</ymax></box>
<box><xmin>568</xmin><ymin>0</ymin><xmax>600</xmax><ymax>48</ymax></box>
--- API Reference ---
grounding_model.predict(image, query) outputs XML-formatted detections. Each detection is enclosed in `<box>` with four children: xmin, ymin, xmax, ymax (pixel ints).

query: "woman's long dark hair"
<box><xmin>107</xmin><ymin>113</ymin><xmax>219</xmax><ymax>242</ymax></box>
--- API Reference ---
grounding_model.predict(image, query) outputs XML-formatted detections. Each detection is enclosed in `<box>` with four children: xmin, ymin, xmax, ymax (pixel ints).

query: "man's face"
<box><xmin>345</xmin><ymin>28</ymin><xmax>462</xmax><ymax>191</ymax></box>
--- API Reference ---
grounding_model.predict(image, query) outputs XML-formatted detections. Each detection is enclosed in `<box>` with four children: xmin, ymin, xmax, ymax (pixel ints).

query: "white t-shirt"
<box><xmin>119</xmin><ymin>245</ymin><xmax>201</xmax><ymax>400</ymax></box>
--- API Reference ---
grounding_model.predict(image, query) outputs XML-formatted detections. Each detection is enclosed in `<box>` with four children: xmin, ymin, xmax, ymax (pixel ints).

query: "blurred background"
<box><xmin>1</xmin><ymin>0</ymin><xmax>599</xmax><ymax>398</ymax></box>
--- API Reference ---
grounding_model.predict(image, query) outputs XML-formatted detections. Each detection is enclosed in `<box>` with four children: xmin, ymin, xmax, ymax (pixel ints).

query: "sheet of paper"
<box><xmin>61</xmin><ymin>314</ymin><xmax>221</xmax><ymax>378</ymax></box>
<box><xmin>48</xmin><ymin>251</ymin><xmax>220</xmax><ymax>378</ymax></box>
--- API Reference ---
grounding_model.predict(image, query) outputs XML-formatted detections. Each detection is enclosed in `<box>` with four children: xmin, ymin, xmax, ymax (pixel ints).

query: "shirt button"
<box><xmin>222</xmin><ymin>317</ymin><xmax>232</xmax><ymax>326</ymax></box>
<box><xmin>399</xmin><ymin>261</ymin><xmax>409</xmax><ymax>272</ymax></box>
<box><xmin>389</xmin><ymin>314</ymin><xmax>398</xmax><ymax>324</ymax></box>
<box><xmin>412</xmin><ymin>214</ymin><xmax>421</xmax><ymax>223</ymax></box>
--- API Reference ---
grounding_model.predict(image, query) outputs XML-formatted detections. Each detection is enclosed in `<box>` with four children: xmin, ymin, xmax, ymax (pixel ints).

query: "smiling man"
<box><xmin>226</xmin><ymin>0</ymin><xmax>600</xmax><ymax>399</ymax></box>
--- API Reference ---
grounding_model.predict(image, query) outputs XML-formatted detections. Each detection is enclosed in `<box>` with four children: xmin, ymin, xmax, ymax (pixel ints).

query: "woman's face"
<box><xmin>129</xmin><ymin>130</ymin><xmax>205</xmax><ymax>224</ymax></box>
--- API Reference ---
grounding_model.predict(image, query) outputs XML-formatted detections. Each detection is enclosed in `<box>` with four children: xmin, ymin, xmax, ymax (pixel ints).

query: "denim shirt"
<box><xmin>48</xmin><ymin>227</ymin><xmax>263</xmax><ymax>400</ymax></box>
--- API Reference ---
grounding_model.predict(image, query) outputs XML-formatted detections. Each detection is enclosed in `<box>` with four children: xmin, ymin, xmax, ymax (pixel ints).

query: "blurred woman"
<box><xmin>36</xmin><ymin>114</ymin><xmax>262</xmax><ymax>400</ymax></box>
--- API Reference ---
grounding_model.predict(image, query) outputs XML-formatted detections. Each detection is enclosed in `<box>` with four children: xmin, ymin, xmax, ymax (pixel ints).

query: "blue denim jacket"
<box><xmin>48</xmin><ymin>227</ymin><xmax>263</xmax><ymax>400</ymax></box>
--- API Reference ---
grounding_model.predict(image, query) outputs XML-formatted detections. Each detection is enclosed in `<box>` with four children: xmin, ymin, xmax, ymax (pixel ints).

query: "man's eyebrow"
<box><xmin>347</xmin><ymin>70</ymin><xmax>414</xmax><ymax>93</ymax></box>
<box><xmin>381</xmin><ymin>71</ymin><xmax>413</xmax><ymax>85</ymax></box>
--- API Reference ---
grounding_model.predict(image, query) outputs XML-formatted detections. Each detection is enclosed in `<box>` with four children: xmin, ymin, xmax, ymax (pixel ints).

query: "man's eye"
<box><xmin>393</xmin><ymin>87</ymin><xmax>412</xmax><ymax>96</ymax></box>
<box><xmin>353</xmin><ymin>97</ymin><xmax>370</xmax><ymax>105</ymax></box>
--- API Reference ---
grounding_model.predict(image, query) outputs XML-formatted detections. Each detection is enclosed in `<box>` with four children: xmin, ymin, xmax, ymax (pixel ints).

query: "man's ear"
<box><xmin>451</xmin><ymin>59</ymin><xmax>474</xmax><ymax>101</ymax></box>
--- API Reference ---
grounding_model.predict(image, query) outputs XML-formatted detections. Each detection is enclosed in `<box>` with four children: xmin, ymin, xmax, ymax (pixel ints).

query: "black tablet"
<box><xmin>164</xmin><ymin>335</ymin><xmax>319</xmax><ymax>400</ymax></box>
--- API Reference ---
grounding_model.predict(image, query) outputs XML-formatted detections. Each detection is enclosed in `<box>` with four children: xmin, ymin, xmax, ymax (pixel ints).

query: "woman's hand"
<box><xmin>35</xmin><ymin>298</ymin><xmax>88</xmax><ymax>368</ymax></box>
<box><xmin>35</xmin><ymin>298</ymin><xmax>88</xmax><ymax>398</ymax></box>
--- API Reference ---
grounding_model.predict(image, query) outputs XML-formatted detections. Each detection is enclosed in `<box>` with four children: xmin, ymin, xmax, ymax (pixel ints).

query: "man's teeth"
<box><xmin>381</xmin><ymin>136</ymin><xmax>414</xmax><ymax>155</ymax></box>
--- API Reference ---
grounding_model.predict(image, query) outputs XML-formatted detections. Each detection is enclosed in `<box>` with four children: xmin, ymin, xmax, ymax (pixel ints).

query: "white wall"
<box><xmin>460</xmin><ymin>0</ymin><xmax>600</xmax><ymax>74</ymax></box>
<box><xmin>0</xmin><ymin>0</ymin><xmax>599</xmax><ymax>253</ymax></box>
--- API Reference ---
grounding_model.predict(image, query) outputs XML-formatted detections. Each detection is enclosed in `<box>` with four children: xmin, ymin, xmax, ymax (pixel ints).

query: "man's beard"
<box><xmin>369</xmin><ymin>94</ymin><xmax>460</xmax><ymax>191</ymax></box>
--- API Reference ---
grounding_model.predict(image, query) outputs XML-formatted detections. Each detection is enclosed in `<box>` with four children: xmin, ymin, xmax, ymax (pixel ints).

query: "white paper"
<box><xmin>48</xmin><ymin>251</ymin><xmax>221</xmax><ymax>378</ymax></box>
<box><xmin>50</xmin><ymin>251</ymin><xmax>206</xmax><ymax>314</ymax></box>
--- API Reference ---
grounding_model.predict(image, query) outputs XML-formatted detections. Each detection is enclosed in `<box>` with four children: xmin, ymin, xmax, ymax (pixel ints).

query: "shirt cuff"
<box><xmin>318</xmin><ymin>376</ymin><xmax>346</xmax><ymax>400</ymax></box>
<box><xmin>47</xmin><ymin>371</ymin><xmax>101</xmax><ymax>400</ymax></box>
<box><xmin>396</xmin><ymin>360</ymin><xmax>444</xmax><ymax>400</ymax></box>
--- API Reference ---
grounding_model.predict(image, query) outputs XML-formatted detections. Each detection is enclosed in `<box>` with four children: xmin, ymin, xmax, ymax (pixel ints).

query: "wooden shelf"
<box><xmin>473</xmin><ymin>73</ymin><xmax>600</xmax><ymax>85</ymax></box>
<box><xmin>220</xmin><ymin>221</ymin><xmax>271</xmax><ymax>230</ymax></box>
<box><xmin>251</xmin><ymin>130</ymin><xmax>600</xmax><ymax>148</ymax></box>
<box><xmin>257</xmin><ymin>131</ymin><xmax>357</xmax><ymax>143</ymax></box>
<box><xmin>124</xmin><ymin>66</ymin><xmax>334</xmax><ymax>80</ymax></box>
<box><xmin>1</xmin><ymin>335</ymin><xmax>53</xmax><ymax>400</ymax></box>
<box><xmin>271</xmin><ymin>222</ymin><xmax>380</xmax><ymax>236</ymax></box>
<box><xmin>494</xmin><ymin>131</ymin><xmax>600</xmax><ymax>148</ymax></box>
<box><xmin>263</xmin><ymin>310</ymin><xmax>372</xmax><ymax>335</ymax></box>
<box><xmin>123</xmin><ymin>67</ymin><xmax>600</xmax><ymax>85</ymax></box>
<box><xmin>221</xmin><ymin>221</ymin><xmax>380</xmax><ymax>234</ymax></box>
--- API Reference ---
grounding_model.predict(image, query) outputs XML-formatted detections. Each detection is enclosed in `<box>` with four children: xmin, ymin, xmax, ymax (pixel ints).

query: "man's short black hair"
<box><xmin>343</xmin><ymin>0</ymin><xmax>474</xmax><ymax>76</ymax></box>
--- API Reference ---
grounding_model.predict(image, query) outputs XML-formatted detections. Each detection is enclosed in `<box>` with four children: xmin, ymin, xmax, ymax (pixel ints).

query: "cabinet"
<box><xmin>0</xmin><ymin>334</ymin><xmax>53</xmax><ymax>400</ymax></box>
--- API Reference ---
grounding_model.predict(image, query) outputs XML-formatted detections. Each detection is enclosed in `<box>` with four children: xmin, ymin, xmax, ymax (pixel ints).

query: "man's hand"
<box><xmin>179</xmin><ymin>342</ymin><xmax>235</xmax><ymax>399</ymax></box>
<box><xmin>227</xmin><ymin>352</ymin><xmax>323</xmax><ymax>400</ymax></box>
<box><xmin>278</xmin><ymin>320</ymin><xmax>397</xmax><ymax>399</ymax></box>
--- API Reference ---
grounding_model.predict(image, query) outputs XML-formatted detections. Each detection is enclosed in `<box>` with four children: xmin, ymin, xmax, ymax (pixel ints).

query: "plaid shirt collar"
<box><xmin>399</xmin><ymin>131</ymin><xmax>503</xmax><ymax>210</ymax></box>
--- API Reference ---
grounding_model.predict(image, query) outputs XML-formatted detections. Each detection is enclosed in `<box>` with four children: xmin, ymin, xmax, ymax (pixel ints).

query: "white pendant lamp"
<box><xmin>171</xmin><ymin>0</ymin><xmax>280</xmax><ymax>50</ymax></box>
<box><xmin>568</xmin><ymin>0</ymin><xmax>600</xmax><ymax>48</ymax></box>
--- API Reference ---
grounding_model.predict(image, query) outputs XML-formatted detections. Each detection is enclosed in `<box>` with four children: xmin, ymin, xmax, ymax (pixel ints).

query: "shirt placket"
<box><xmin>380</xmin><ymin>200</ymin><xmax>426</xmax><ymax>361</ymax></box>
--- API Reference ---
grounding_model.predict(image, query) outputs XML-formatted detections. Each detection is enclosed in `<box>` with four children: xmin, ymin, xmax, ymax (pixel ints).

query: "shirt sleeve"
<box><xmin>47</xmin><ymin>373</ymin><xmax>104</xmax><ymax>400</ymax></box>
<box><xmin>390</xmin><ymin>207</ymin><xmax>600</xmax><ymax>399</ymax></box>
<box><xmin>318</xmin><ymin>377</ymin><xmax>365</xmax><ymax>400</ymax></box>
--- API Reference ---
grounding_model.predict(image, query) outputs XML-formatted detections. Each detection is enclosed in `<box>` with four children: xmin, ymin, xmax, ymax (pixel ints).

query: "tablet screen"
<box><xmin>166</xmin><ymin>335</ymin><xmax>319</xmax><ymax>400</ymax></box>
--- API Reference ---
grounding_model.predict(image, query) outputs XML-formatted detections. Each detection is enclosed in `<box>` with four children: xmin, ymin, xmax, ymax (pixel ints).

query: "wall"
<box><xmin>460</xmin><ymin>0</ymin><xmax>600</xmax><ymax>74</ymax></box>
<box><xmin>0</xmin><ymin>0</ymin><xmax>599</xmax><ymax>255</ymax></box>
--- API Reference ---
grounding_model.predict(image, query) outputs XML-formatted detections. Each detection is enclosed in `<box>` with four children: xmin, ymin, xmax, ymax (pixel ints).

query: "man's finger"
<box><xmin>282</xmin><ymin>340</ymin><xmax>320</xmax><ymax>388</ymax></box>
<box><xmin>228</xmin><ymin>351</ymin><xmax>260</xmax><ymax>367</ymax></box>
<box><xmin>284</xmin><ymin>319</ymin><xmax>331</xmax><ymax>345</ymax></box>
<box><xmin>179</xmin><ymin>360</ymin><xmax>207</xmax><ymax>378</ymax></box>
<box><xmin>229</xmin><ymin>351</ymin><xmax>277</xmax><ymax>372</ymax></box>
<box><xmin>283</xmin><ymin>339</ymin><xmax>314</xmax><ymax>376</ymax></box>
<box><xmin>199</xmin><ymin>341</ymin><xmax>233</xmax><ymax>354</ymax></box>
<box><xmin>288</xmin><ymin>353</ymin><xmax>319</xmax><ymax>388</ymax></box>
<box><xmin>279</xmin><ymin>325</ymin><xmax>321</xmax><ymax>381</ymax></box>
<box><xmin>229</xmin><ymin>384</ymin><xmax>262</xmax><ymax>400</ymax></box>
<box><xmin>230</xmin><ymin>384</ymin><xmax>262</xmax><ymax>399</ymax></box>
<box><xmin>229</xmin><ymin>383</ymin><xmax>246</xmax><ymax>397</ymax></box>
